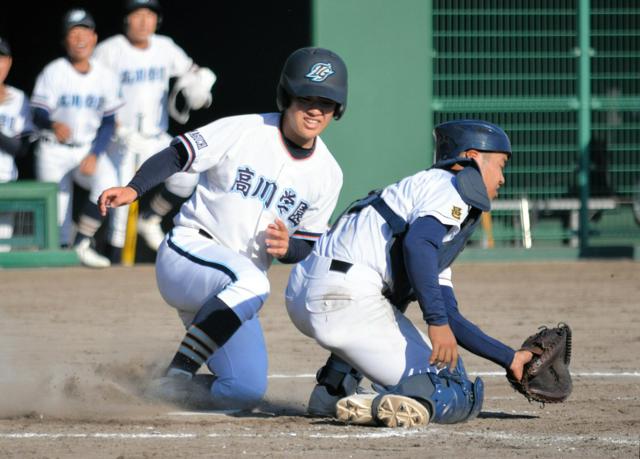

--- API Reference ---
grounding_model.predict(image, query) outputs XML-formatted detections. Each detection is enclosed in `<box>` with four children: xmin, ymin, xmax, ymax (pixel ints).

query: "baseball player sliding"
<box><xmin>98</xmin><ymin>47</ymin><xmax>347</xmax><ymax>410</ymax></box>
<box><xmin>73</xmin><ymin>0</ymin><xmax>216</xmax><ymax>267</ymax></box>
<box><xmin>0</xmin><ymin>37</ymin><xmax>34</xmax><ymax>251</ymax></box>
<box><xmin>285</xmin><ymin>120</ymin><xmax>534</xmax><ymax>427</ymax></box>
<box><xmin>31</xmin><ymin>9</ymin><xmax>122</xmax><ymax>249</ymax></box>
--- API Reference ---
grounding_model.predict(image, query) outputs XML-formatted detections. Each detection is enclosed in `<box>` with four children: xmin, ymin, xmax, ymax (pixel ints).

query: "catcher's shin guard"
<box><xmin>390</xmin><ymin>370</ymin><xmax>484</xmax><ymax>424</ymax></box>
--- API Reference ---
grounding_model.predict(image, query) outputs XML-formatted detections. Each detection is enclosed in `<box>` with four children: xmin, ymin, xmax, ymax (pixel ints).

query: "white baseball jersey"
<box><xmin>31</xmin><ymin>58</ymin><xmax>122</xmax><ymax>146</ymax></box>
<box><xmin>315</xmin><ymin>168</ymin><xmax>470</xmax><ymax>286</ymax></box>
<box><xmin>94</xmin><ymin>34</ymin><xmax>193</xmax><ymax>136</ymax></box>
<box><xmin>173</xmin><ymin>113</ymin><xmax>343</xmax><ymax>272</ymax></box>
<box><xmin>0</xmin><ymin>85</ymin><xmax>32</xmax><ymax>182</ymax></box>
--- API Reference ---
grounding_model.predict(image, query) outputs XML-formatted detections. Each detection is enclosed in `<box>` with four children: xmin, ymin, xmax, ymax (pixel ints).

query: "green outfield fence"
<box><xmin>315</xmin><ymin>0</ymin><xmax>639</xmax><ymax>256</ymax></box>
<box><xmin>430</xmin><ymin>0</ymin><xmax>640</xmax><ymax>251</ymax></box>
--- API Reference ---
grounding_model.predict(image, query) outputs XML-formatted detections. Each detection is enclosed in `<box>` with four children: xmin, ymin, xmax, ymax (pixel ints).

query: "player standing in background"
<box><xmin>286</xmin><ymin>120</ymin><xmax>534</xmax><ymax>427</ymax></box>
<box><xmin>0</xmin><ymin>37</ymin><xmax>34</xmax><ymax>251</ymax></box>
<box><xmin>31</xmin><ymin>9</ymin><xmax>121</xmax><ymax>250</ymax></box>
<box><xmin>72</xmin><ymin>0</ymin><xmax>216</xmax><ymax>267</ymax></box>
<box><xmin>98</xmin><ymin>47</ymin><xmax>347</xmax><ymax>410</ymax></box>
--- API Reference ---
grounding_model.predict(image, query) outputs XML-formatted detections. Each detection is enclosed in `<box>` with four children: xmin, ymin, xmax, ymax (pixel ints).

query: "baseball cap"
<box><xmin>0</xmin><ymin>37</ymin><xmax>11</xmax><ymax>56</ymax></box>
<box><xmin>125</xmin><ymin>0</ymin><xmax>162</xmax><ymax>14</ymax></box>
<box><xmin>62</xmin><ymin>8</ymin><xmax>96</xmax><ymax>34</ymax></box>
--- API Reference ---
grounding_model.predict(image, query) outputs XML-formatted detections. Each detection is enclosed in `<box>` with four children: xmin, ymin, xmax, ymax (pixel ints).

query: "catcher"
<box><xmin>285</xmin><ymin>120</ymin><xmax>572</xmax><ymax>428</ymax></box>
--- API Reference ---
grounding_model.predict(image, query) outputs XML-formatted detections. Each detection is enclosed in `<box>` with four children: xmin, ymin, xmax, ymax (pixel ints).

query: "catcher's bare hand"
<box><xmin>508</xmin><ymin>349</ymin><xmax>533</xmax><ymax>382</ymax></box>
<box><xmin>98</xmin><ymin>186</ymin><xmax>138</xmax><ymax>216</ymax></box>
<box><xmin>428</xmin><ymin>324</ymin><xmax>458</xmax><ymax>371</ymax></box>
<box><xmin>265</xmin><ymin>218</ymin><xmax>289</xmax><ymax>258</ymax></box>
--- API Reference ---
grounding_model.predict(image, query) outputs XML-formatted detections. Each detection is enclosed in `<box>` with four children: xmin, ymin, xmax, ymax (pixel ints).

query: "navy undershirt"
<box><xmin>403</xmin><ymin>215</ymin><xmax>515</xmax><ymax>369</ymax></box>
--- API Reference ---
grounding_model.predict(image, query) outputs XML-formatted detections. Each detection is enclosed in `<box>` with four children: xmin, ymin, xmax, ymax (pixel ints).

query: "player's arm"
<box><xmin>0</xmin><ymin>132</ymin><xmax>30</xmax><ymax>158</ymax></box>
<box><xmin>98</xmin><ymin>140</ymin><xmax>189</xmax><ymax>216</ymax></box>
<box><xmin>403</xmin><ymin>215</ymin><xmax>459</xmax><ymax>370</ymax></box>
<box><xmin>79</xmin><ymin>113</ymin><xmax>117</xmax><ymax>176</ymax></box>
<box><xmin>441</xmin><ymin>286</ymin><xmax>532</xmax><ymax>380</ymax></box>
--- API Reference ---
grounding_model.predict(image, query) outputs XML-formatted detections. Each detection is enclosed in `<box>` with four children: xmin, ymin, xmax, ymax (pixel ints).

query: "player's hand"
<box><xmin>79</xmin><ymin>153</ymin><xmax>98</xmax><ymax>176</ymax></box>
<box><xmin>98</xmin><ymin>186</ymin><xmax>138</xmax><ymax>216</ymax></box>
<box><xmin>52</xmin><ymin>122</ymin><xmax>72</xmax><ymax>143</ymax></box>
<box><xmin>265</xmin><ymin>218</ymin><xmax>289</xmax><ymax>258</ymax></box>
<box><xmin>508</xmin><ymin>349</ymin><xmax>534</xmax><ymax>382</ymax></box>
<box><xmin>428</xmin><ymin>324</ymin><xmax>459</xmax><ymax>371</ymax></box>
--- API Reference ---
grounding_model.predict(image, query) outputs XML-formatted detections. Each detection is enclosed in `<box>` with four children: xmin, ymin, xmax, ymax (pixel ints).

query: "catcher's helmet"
<box><xmin>434</xmin><ymin>120</ymin><xmax>512</xmax><ymax>161</ymax></box>
<box><xmin>62</xmin><ymin>8</ymin><xmax>96</xmax><ymax>35</ymax></box>
<box><xmin>276</xmin><ymin>47</ymin><xmax>348</xmax><ymax>120</ymax></box>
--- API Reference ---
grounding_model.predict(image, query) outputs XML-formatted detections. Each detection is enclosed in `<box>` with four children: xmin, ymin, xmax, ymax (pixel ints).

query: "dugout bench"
<box><xmin>0</xmin><ymin>181</ymin><xmax>79</xmax><ymax>268</ymax></box>
<box><xmin>490</xmin><ymin>197</ymin><xmax>619</xmax><ymax>248</ymax></box>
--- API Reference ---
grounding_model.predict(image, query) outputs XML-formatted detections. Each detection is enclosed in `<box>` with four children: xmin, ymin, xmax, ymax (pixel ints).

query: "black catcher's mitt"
<box><xmin>508</xmin><ymin>323</ymin><xmax>573</xmax><ymax>403</ymax></box>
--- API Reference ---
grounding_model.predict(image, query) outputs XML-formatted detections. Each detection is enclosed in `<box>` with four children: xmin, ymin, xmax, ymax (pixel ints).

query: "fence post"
<box><xmin>578</xmin><ymin>0</ymin><xmax>591</xmax><ymax>254</ymax></box>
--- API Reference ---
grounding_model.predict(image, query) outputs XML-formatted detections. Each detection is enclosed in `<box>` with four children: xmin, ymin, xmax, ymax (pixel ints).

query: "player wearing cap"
<box><xmin>72</xmin><ymin>0</ymin><xmax>216</xmax><ymax>267</ymax></box>
<box><xmin>31</xmin><ymin>9</ymin><xmax>122</xmax><ymax>251</ymax></box>
<box><xmin>98</xmin><ymin>47</ymin><xmax>347</xmax><ymax>409</ymax></box>
<box><xmin>285</xmin><ymin>120</ymin><xmax>533</xmax><ymax>427</ymax></box>
<box><xmin>0</xmin><ymin>37</ymin><xmax>34</xmax><ymax>251</ymax></box>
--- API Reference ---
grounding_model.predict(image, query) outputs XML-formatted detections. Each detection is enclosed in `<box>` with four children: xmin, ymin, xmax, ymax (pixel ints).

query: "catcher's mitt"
<box><xmin>508</xmin><ymin>323</ymin><xmax>572</xmax><ymax>403</ymax></box>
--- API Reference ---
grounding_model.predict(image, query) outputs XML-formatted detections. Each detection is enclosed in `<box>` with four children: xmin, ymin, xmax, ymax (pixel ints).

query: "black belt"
<box><xmin>198</xmin><ymin>228</ymin><xmax>213</xmax><ymax>239</ymax></box>
<box><xmin>329</xmin><ymin>259</ymin><xmax>352</xmax><ymax>274</ymax></box>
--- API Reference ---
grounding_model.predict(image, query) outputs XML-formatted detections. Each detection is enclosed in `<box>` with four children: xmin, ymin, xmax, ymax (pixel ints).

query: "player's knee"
<box><xmin>212</xmin><ymin>375</ymin><xmax>267</xmax><ymax>410</ymax></box>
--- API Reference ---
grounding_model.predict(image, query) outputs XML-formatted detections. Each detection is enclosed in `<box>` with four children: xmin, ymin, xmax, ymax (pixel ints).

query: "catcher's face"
<box><xmin>126</xmin><ymin>8</ymin><xmax>158</xmax><ymax>46</ymax></box>
<box><xmin>282</xmin><ymin>96</ymin><xmax>336</xmax><ymax>148</ymax></box>
<box><xmin>464</xmin><ymin>149</ymin><xmax>508</xmax><ymax>200</ymax></box>
<box><xmin>65</xmin><ymin>27</ymin><xmax>97</xmax><ymax>64</ymax></box>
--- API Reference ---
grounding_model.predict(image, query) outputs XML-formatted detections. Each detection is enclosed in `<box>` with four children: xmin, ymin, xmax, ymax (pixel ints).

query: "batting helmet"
<box><xmin>62</xmin><ymin>8</ymin><xmax>96</xmax><ymax>35</ymax></box>
<box><xmin>276</xmin><ymin>47</ymin><xmax>348</xmax><ymax>120</ymax></box>
<box><xmin>434</xmin><ymin>120</ymin><xmax>512</xmax><ymax>161</ymax></box>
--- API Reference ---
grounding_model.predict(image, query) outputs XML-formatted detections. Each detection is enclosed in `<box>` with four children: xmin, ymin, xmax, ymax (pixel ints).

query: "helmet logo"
<box><xmin>305</xmin><ymin>62</ymin><xmax>335</xmax><ymax>82</ymax></box>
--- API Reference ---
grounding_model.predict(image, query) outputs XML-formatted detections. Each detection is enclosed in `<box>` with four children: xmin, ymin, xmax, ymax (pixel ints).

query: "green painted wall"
<box><xmin>313</xmin><ymin>0</ymin><xmax>432</xmax><ymax>216</ymax></box>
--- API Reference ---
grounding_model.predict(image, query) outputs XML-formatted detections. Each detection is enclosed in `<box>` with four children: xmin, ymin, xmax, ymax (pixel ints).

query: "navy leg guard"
<box><xmin>316</xmin><ymin>353</ymin><xmax>363</xmax><ymax>397</ymax></box>
<box><xmin>389</xmin><ymin>370</ymin><xmax>483</xmax><ymax>424</ymax></box>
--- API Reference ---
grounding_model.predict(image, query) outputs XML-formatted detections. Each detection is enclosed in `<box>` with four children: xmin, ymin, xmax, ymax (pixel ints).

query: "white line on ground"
<box><xmin>0</xmin><ymin>429</ymin><xmax>636</xmax><ymax>446</ymax></box>
<box><xmin>268</xmin><ymin>371</ymin><xmax>640</xmax><ymax>379</ymax></box>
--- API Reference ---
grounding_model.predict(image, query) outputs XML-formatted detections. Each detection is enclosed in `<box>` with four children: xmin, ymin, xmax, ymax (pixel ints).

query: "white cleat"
<box><xmin>336</xmin><ymin>394</ymin><xmax>430</xmax><ymax>428</ymax></box>
<box><xmin>74</xmin><ymin>238</ymin><xmax>111</xmax><ymax>268</ymax></box>
<box><xmin>336</xmin><ymin>393</ymin><xmax>377</xmax><ymax>425</ymax></box>
<box><xmin>137</xmin><ymin>215</ymin><xmax>165</xmax><ymax>251</ymax></box>
<box><xmin>375</xmin><ymin>394</ymin><xmax>430</xmax><ymax>428</ymax></box>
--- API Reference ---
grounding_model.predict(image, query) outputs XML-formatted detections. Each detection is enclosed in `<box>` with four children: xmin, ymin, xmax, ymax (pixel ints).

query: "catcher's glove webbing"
<box><xmin>508</xmin><ymin>323</ymin><xmax>572</xmax><ymax>404</ymax></box>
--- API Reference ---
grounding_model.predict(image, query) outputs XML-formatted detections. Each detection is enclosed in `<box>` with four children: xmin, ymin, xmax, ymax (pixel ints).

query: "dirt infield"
<box><xmin>0</xmin><ymin>261</ymin><xmax>638</xmax><ymax>458</ymax></box>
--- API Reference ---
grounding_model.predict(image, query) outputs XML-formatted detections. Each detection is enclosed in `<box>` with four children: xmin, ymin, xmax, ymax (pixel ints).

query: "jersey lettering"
<box><xmin>120</xmin><ymin>66</ymin><xmax>167</xmax><ymax>85</ymax></box>
<box><xmin>251</xmin><ymin>177</ymin><xmax>277</xmax><ymax>208</ymax></box>
<box><xmin>288</xmin><ymin>201</ymin><xmax>310</xmax><ymax>226</ymax></box>
<box><xmin>277</xmin><ymin>189</ymin><xmax>297</xmax><ymax>216</ymax></box>
<box><xmin>0</xmin><ymin>114</ymin><xmax>15</xmax><ymax>131</ymax></box>
<box><xmin>57</xmin><ymin>94</ymin><xmax>105</xmax><ymax>110</ymax></box>
<box><xmin>230</xmin><ymin>166</ymin><xmax>255</xmax><ymax>197</ymax></box>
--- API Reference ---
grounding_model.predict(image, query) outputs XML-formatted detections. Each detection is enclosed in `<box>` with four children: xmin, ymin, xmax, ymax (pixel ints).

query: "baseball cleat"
<box><xmin>74</xmin><ymin>238</ymin><xmax>111</xmax><ymax>268</ymax></box>
<box><xmin>336</xmin><ymin>393</ymin><xmax>377</xmax><ymax>425</ymax></box>
<box><xmin>308</xmin><ymin>384</ymin><xmax>339</xmax><ymax>417</ymax></box>
<box><xmin>336</xmin><ymin>394</ymin><xmax>430</xmax><ymax>428</ymax></box>
<box><xmin>137</xmin><ymin>214</ymin><xmax>165</xmax><ymax>251</ymax></box>
<box><xmin>374</xmin><ymin>394</ymin><xmax>430</xmax><ymax>428</ymax></box>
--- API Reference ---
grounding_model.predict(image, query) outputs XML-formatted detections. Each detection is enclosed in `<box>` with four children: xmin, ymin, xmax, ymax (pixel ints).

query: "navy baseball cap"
<box><xmin>62</xmin><ymin>9</ymin><xmax>96</xmax><ymax>34</ymax></box>
<box><xmin>0</xmin><ymin>37</ymin><xmax>11</xmax><ymax>56</ymax></box>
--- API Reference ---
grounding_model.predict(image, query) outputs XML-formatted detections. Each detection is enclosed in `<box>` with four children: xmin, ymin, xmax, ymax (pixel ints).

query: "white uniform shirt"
<box><xmin>174</xmin><ymin>113</ymin><xmax>343</xmax><ymax>272</ymax></box>
<box><xmin>95</xmin><ymin>34</ymin><xmax>193</xmax><ymax>136</ymax></box>
<box><xmin>0</xmin><ymin>85</ymin><xmax>32</xmax><ymax>182</ymax></box>
<box><xmin>31</xmin><ymin>58</ymin><xmax>122</xmax><ymax>146</ymax></box>
<box><xmin>316</xmin><ymin>168</ymin><xmax>470</xmax><ymax>287</ymax></box>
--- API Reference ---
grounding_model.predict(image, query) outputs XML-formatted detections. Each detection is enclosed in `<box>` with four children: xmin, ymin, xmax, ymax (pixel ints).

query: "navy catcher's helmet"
<box><xmin>276</xmin><ymin>47</ymin><xmax>348</xmax><ymax>120</ymax></box>
<box><xmin>434</xmin><ymin>120</ymin><xmax>512</xmax><ymax>161</ymax></box>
